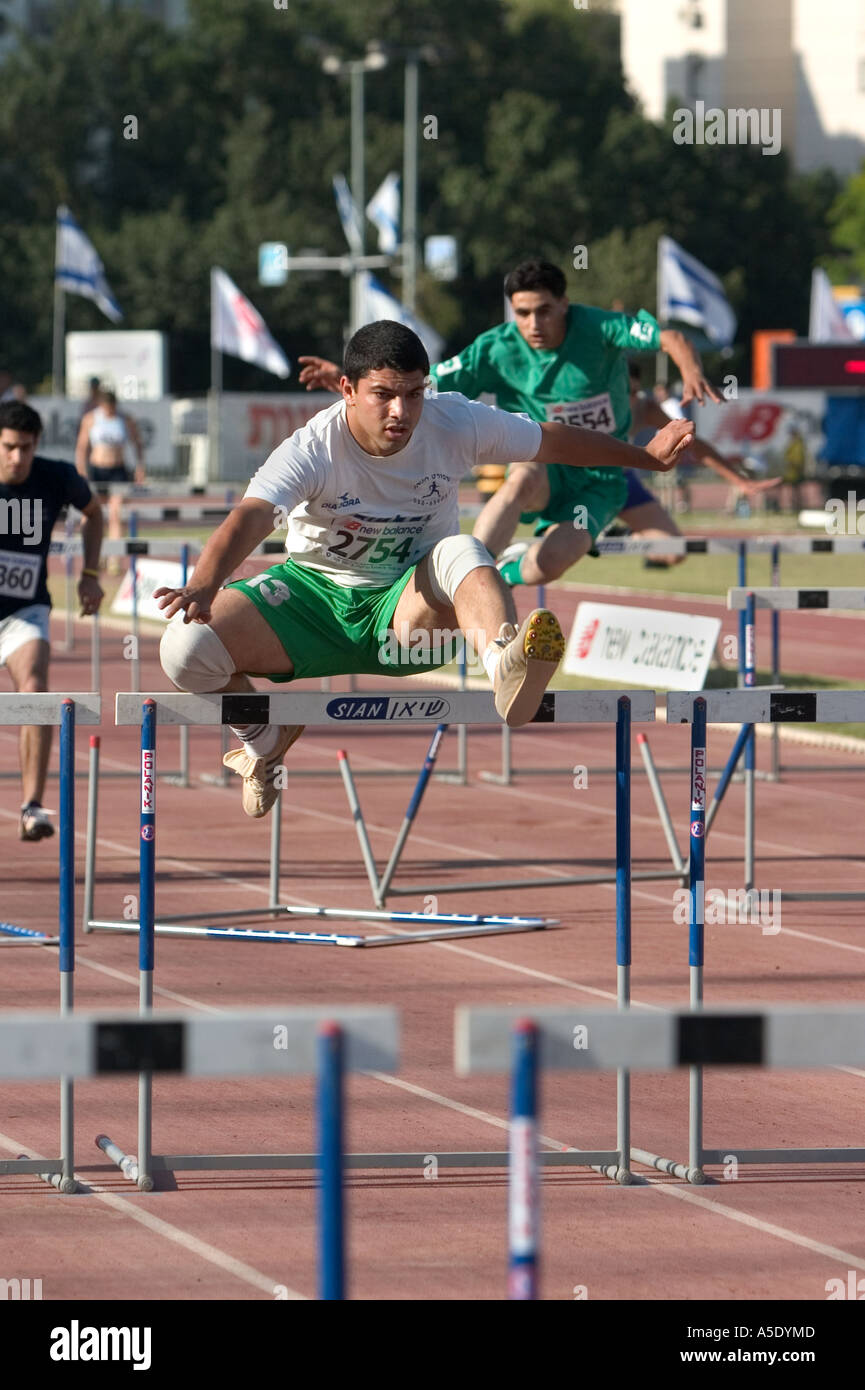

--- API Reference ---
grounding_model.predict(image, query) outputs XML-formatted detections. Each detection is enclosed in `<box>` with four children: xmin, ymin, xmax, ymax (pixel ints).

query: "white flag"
<box><xmin>357</xmin><ymin>274</ymin><xmax>444</xmax><ymax>363</ymax></box>
<box><xmin>210</xmin><ymin>268</ymin><xmax>291</xmax><ymax>378</ymax></box>
<box><xmin>366</xmin><ymin>172</ymin><xmax>400</xmax><ymax>255</ymax></box>
<box><xmin>657</xmin><ymin>235</ymin><xmax>736</xmax><ymax>347</ymax></box>
<box><xmin>332</xmin><ymin>173</ymin><xmax>364</xmax><ymax>254</ymax></box>
<box><xmin>55</xmin><ymin>206</ymin><xmax>122</xmax><ymax>323</ymax></box>
<box><xmin>809</xmin><ymin>268</ymin><xmax>855</xmax><ymax>342</ymax></box>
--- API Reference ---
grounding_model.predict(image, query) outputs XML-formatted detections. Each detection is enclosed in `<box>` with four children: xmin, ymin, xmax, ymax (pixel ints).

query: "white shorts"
<box><xmin>0</xmin><ymin>604</ymin><xmax>51</xmax><ymax>666</ymax></box>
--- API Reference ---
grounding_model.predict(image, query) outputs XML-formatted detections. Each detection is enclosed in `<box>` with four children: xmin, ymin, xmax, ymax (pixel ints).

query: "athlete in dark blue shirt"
<box><xmin>0</xmin><ymin>401</ymin><xmax>104</xmax><ymax>839</ymax></box>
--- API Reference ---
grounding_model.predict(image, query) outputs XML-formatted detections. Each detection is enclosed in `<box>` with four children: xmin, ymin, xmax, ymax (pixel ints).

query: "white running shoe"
<box><xmin>20</xmin><ymin>804</ymin><xmax>55</xmax><ymax>841</ymax></box>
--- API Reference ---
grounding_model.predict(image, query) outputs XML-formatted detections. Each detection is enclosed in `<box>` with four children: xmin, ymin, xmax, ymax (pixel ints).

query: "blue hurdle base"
<box><xmin>88</xmin><ymin>907</ymin><xmax>555</xmax><ymax>948</ymax></box>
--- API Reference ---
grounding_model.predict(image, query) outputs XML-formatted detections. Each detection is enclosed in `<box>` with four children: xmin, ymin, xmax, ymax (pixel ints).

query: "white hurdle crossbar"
<box><xmin>456</xmin><ymin>1005</ymin><xmax>865</xmax><ymax>1074</ymax></box>
<box><xmin>728</xmin><ymin>587</ymin><xmax>865</xmax><ymax>611</ymax></box>
<box><xmin>0</xmin><ymin>1007</ymin><xmax>398</xmax><ymax>1081</ymax></box>
<box><xmin>114</xmin><ymin>689</ymin><xmax>653</xmax><ymax>727</ymax></box>
<box><xmin>596</xmin><ymin>537</ymin><xmax>865</xmax><ymax>557</ymax></box>
<box><xmin>0</xmin><ymin>693</ymin><xmax>100</xmax><ymax>724</ymax></box>
<box><xmin>666</xmin><ymin>688</ymin><xmax>865</xmax><ymax>725</ymax></box>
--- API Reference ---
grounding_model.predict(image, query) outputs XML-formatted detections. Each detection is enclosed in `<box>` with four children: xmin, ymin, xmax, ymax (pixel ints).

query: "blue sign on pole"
<box><xmin>258</xmin><ymin>242</ymin><xmax>289</xmax><ymax>286</ymax></box>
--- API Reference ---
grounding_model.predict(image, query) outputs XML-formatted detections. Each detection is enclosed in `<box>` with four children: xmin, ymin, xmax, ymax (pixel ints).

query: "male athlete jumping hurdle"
<box><xmin>155</xmin><ymin>322</ymin><xmax>692</xmax><ymax>819</ymax></box>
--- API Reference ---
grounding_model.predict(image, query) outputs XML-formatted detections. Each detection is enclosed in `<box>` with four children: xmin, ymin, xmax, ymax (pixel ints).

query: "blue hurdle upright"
<box><xmin>0</xmin><ymin>693</ymin><xmax>101</xmax><ymax>1193</ymax></box>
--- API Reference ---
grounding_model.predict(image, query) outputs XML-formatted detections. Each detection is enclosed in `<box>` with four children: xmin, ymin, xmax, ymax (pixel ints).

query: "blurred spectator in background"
<box><xmin>75</xmin><ymin>389</ymin><xmax>145</xmax><ymax>575</ymax></box>
<box><xmin>782</xmin><ymin>427</ymin><xmax>806</xmax><ymax>514</ymax></box>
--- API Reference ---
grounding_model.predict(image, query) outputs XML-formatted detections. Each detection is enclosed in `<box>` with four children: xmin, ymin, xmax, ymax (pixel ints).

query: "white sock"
<box><xmin>482</xmin><ymin>638</ymin><xmax>508</xmax><ymax>683</ymax></box>
<box><xmin>229</xmin><ymin>722</ymin><xmax>282</xmax><ymax>758</ymax></box>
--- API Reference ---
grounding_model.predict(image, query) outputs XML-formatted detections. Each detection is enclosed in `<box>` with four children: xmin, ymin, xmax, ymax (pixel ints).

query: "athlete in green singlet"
<box><xmin>431</xmin><ymin>259</ymin><xmax>720</xmax><ymax>587</ymax></box>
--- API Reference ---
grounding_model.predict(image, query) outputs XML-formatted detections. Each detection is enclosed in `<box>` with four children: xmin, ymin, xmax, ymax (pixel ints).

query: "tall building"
<box><xmin>609</xmin><ymin>0</ymin><xmax>865</xmax><ymax>175</ymax></box>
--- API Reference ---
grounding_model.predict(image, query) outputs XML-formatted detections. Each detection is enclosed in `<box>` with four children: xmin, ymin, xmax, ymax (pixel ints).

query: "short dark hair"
<box><xmin>101</xmin><ymin>389</ymin><xmax>118</xmax><ymax>407</ymax></box>
<box><xmin>0</xmin><ymin>401</ymin><xmax>42</xmax><ymax>437</ymax></box>
<box><xmin>343</xmin><ymin>321</ymin><xmax>430</xmax><ymax>385</ymax></box>
<box><xmin>504</xmin><ymin>259</ymin><xmax>567</xmax><ymax>300</ymax></box>
<box><xmin>88</xmin><ymin>376</ymin><xmax>101</xmax><ymax>389</ymax></box>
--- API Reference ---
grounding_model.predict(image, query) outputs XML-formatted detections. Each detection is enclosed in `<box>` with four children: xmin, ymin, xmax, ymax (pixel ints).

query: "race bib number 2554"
<box><xmin>546</xmin><ymin>393</ymin><xmax>616</xmax><ymax>433</ymax></box>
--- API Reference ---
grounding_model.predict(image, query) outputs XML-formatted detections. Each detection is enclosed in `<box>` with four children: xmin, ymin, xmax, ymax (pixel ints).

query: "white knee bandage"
<box><xmin>426</xmin><ymin>535</ymin><xmax>495</xmax><ymax>605</ymax></box>
<box><xmin>159</xmin><ymin>618</ymin><xmax>236</xmax><ymax>693</ymax></box>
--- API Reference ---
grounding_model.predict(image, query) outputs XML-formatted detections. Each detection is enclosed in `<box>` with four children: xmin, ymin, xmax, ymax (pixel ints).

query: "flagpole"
<box><xmin>655</xmin><ymin>235</ymin><xmax>668</xmax><ymax>390</ymax></box>
<box><xmin>655</xmin><ymin>236</ymin><xmax>674</xmax><ymax>516</ymax></box>
<box><xmin>52</xmin><ymin>208</ymin><xmax>66</xmax><ymax>395</ymax></box>
<box><xmin>209</xmin><ymin>268</ymin><xmax>222</xmax><ymax>483</ymax></box>
<box><xmin>402</xmin><ymin>57</ymin><xmax>419</xmax><ymax>314</ymax></box>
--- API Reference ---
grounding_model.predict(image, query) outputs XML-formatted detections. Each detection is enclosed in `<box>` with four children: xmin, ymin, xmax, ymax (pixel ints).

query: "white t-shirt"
<box><xmin>244</xmin><ymin>392</ymin><xmax>543</xmax><ymax>588</ymax></box>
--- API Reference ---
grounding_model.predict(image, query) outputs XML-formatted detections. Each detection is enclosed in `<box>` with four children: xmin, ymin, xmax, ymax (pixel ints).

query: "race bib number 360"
<box><xmin>546</xmin><ymin>393</ymin><xmax>616</xmax><ymax>433</ymax></box>
<box><xmin>0</xmin><ymin>549</ymin><xmax>40</xmax><ymax>600</ymax></box>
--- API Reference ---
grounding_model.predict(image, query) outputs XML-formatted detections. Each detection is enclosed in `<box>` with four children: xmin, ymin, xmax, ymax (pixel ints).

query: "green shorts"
<box><xmin>519</xmin><ymin>465</ymin><xmax>628</xmax><ymax>542</ymax></box>
<box><xmin>227</xmin><ymin>557</ymin><xmax>458</xmax><ymax>682</ymax></box>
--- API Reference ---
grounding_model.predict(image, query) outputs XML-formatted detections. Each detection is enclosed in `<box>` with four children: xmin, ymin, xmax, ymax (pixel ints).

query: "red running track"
<box><xmin>0</xmin><ymin>611</ymin><xmax>864</xmax><ymax>1301</ymax></box>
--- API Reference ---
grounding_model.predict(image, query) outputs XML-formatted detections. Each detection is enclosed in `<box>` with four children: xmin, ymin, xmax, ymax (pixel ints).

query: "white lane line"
<box><xmin>647</xmin><ymin>1179</ymin><xmax>865</xmax><ymax>1271</ymax></box>
<box><xmin>364</xmin><ymin>1072</ymin><xmax>579</xmax><ymax>1154</ymax></box>
<box><xmin>773</xmin><ymin>927</ymin><xmax>865</xmax><ymax>957</ymax></box>
<box><xmin>363</xmin><ymin>1077</ymin><xmax>865</xmax><ymax>1274</ymax></box>
<box><xmin>0</xmin><ymin>1131</ymin><xmax>305</xmax><ymax>1300</ymax></box>
<box><xmin>74</xmin><ymin>957</ymin><xmax>226</xmax><ymax>1012</ymax></box>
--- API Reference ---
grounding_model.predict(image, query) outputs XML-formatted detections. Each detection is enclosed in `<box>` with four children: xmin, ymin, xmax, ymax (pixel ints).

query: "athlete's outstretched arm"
<box><xmin>154</xmin><ymin>499</ymin><xmax>278</xmax><ymax>623</ymax></box>
<box><xmin>658</xmin><ymin>330</ymin><xmax>721</xmax><ymax>407</ymax></box>
<box><xmin>636</xmin><ymin>397</ymin><xmax>779</xmax><ymax>495</ymax></box>
<box><xmin>297</xmin><ymin>356</ymin><xmax>342</xmax><ymax>393</ymax></box>
<box><xmin>534</xmin><ymin>417</ymin><xmax>694</xmax><ymax>473</ymax></box>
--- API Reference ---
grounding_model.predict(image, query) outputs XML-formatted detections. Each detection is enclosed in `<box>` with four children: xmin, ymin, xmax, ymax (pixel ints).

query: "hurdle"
<box><xmin>728</xmin><ymin>586</ymin><xmax>865</xmax><ymax>610</ymax></box>
<box><xmin>330</xmin><ymin>691</ymin><xmax>689</xmax><ymax>904</ymax></box>
<box><xmin>633</xmin><ymin>690</ymin><xmax>865</xmax><ymax>1183</ymax></box>
<box><xmin>0</xmin><ymin>1006</ymin><xmax>397</xmax><ymax>1300</ymax></box>
<box><xmin>0</xmin><ymin>694</ymin><xmax>101</xmax><ymax>1193</ymax></box>
<box><xmin>90</xmin><ymin>690</ymin><xmax>637</xmax><ymax>1184</ymax></box>
<box><xmin>479</xmin><ymin>534</ymin><xmax>865</xmax><ymax>785</ymax></box>
<box><xmin>456</xmin><ymin>1005</ymin><xmax>865</xmax><ymax>1295</ymax></box>
<box><xmin>723</xmin><ymin>592</ymin><xmax>865</xmax><ymax>899</ymax></box>
<box><xmin>86</xmin><ymin>691</ymin><xmax>556</xmax><ymax>946</ymax></box>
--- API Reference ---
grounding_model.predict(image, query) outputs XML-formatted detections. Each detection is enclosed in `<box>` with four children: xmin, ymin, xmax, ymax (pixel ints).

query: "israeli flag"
<box><xmin>332</xmin><ymin>174</ymin><xmax>364</xmax><ymax>254</ymax></box>
<box><xmin>657</xmin><ymin>236</ymin><xmax>736</xmax><ymax>347</ymax></box>
<box><xmin>357</xmin><ymin>274</ymin><xmax>444</xmax><ymax>363</ymax></box>
<box><xmin>366</xmin><ymin>172</ymin><xmax>400</xmax><ymax>255</ymax></box>
<box><xmin>55</xmin><ymin>206</ymin><xmax>123</xmax><ymax>323</ymax></box>
<box><xmin>809</xmin><ymin>268</ymin><xmax>855</xmax><ymax>342</ymax></box>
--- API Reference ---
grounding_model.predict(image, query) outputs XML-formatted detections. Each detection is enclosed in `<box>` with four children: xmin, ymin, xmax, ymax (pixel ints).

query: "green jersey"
<box><xmin>430</xmin><ymin>305</ymin><xmax>661</xmax><ymax>482</ymax></box>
